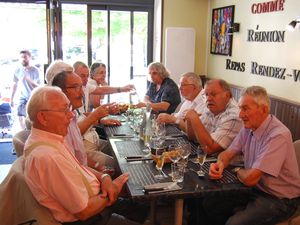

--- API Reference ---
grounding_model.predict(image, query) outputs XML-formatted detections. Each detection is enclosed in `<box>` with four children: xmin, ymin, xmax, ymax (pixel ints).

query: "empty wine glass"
<box><xmin>178</xmin><ymin>143</ymin><xmax>191</xmax><ymax>169</ymax></box>
<box><xmin>196</xmin><ymin>146</ymin><xmax>207</xmax><ymax>177</ymax></box>
<box><xmin>154</xmin><ymin>147</ymin><xmax>166</xmax><ymax>180</ymax></box>
<box><xmin>156</xmin><ymin>123</ymin><xmax>166</xmax><ymax>147</ymax></box>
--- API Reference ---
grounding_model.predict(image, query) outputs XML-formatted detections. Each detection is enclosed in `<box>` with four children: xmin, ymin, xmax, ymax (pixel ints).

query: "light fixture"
<box><xmin>228</xmin><ymin>23</ymin><xmax>240</xmax><ymax>35</ymax></box>
<box><xmin>287</xmin><ymin>16</ymin><xmax>300</xmax><ymax>31</ymax></box>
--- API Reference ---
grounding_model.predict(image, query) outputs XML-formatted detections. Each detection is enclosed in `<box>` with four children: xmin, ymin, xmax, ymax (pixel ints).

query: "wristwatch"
<box><xmin>232</xmin><ymin>167</ymin><xmax>242</xmax><ymax>173</ymax></box>
<box><xmin>100</xmin><ymin>173</ymin><xmax>110</xmax><ymax>182</ymax></box>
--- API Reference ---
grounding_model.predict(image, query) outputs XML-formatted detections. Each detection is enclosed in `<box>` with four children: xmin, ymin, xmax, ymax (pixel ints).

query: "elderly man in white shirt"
<box><xmin>157</xmin><ymin>72</ymin><xmax>206</xmax><ymax>131</ymax></box>
<box><xmin>185</xmin><ymin>79</ymin><xmax>243</xmax><ymax>155</ymax></box>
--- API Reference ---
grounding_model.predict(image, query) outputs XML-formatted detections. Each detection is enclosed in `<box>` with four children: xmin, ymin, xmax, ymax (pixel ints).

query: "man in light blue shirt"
<box><xmin>208</xmin><ymin>86</ymin><xmax>300</xmax><ymax>225</ymax></box>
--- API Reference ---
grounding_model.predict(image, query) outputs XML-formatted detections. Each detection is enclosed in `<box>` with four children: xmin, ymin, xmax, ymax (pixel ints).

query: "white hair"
<box><xmin>46</xmin><ymin>60</ymin><xmax>73</xmax><ymax>85</ymax></box>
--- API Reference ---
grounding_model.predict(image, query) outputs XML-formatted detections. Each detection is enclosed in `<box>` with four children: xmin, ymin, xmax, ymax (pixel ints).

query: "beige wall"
<box><xmin>206</xmin><ymin>0</ymin><xmax>300</xmax><ymax>103</ymax></box>
<box><xmin>162</xmin><ymin>0</ymin><xmax>209</xmax><ymax>76</ymax></box>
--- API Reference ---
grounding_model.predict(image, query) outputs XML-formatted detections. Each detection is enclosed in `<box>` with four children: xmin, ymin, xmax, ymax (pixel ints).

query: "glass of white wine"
<box><xmin>196</xmin><ymin>146</ymin><xmax>207</xmax><ymax>177</ymax></box>
<box><xmin>154</xmin><ymin>148</ymin><xmax>166</xmax><ymax>180</ymax></box>
<box><xmin>142</xmin><ymin>128</ymin><xmax>152</xmax><ymax>156</ymax></box>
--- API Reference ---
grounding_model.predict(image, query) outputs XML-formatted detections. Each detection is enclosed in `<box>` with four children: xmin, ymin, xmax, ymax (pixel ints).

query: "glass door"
<box><xmin>89</xmin><ymin>6</ymin><xmax>151</xmax><ymax>103</ymax></box>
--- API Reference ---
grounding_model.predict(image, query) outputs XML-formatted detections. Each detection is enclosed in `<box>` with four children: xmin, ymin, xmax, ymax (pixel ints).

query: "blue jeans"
<box><xmin>226</xmin><ymin>189</ymin><xmax>298</xmax><ymax>225</ymax></box>
<box><xmin>198</xmin><ymin>188</ymin><xmax>298</xmax><ymax>225</ymax></box>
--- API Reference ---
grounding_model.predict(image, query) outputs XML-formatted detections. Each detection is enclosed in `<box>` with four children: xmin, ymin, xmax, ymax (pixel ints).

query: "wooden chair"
<box><xmin>12</xmin><ymin>130</ymin><xmax>30</xmax><ymax>157</ymax></box>
<box><xmin>0</xmin><ymin>156</ymin><xmax>61</xmax><ymax>225</ymax></box>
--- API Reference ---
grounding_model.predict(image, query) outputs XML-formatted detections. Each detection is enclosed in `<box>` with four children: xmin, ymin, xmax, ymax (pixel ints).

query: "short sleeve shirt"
<box><xmin>175</xmin><ymin>89</ymin><xmax>206</xmax><ymax>120</ymax></box>
<box><xmin>13</xmin><ymin>66</ymin><xmax>41</xmax><ymax>100</ymax></box>
<box><xmin>200</xmin><ymin>98</ymin><xmax>243</xmax><ymax>149</ymax></box>
<box><xmin>24</xmin><ymin>128</ymin><xmax>100</xmax><ymax>222</ymax></box>
<box><xmin>229</xmin><ymin>115</ymin><xmax>300</xmax><ymax>199</ymax></box>
<box><xmin>146</xmin><ymin>77</ymin><xmax>181</xmax><ymax>114</ymax></box>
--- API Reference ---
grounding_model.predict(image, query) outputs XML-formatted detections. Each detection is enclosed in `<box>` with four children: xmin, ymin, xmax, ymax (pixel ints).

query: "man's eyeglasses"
<box><xmin>40</xmin><ymin>105</ymin><xmax>73</xmax><ymax>114</ymax></box>
<box><xmin>65</xmin><ymin>85</ymin><xmax>83</xmax><ymax>92</ymax></box>
<box><xmin>179</xmin><ymin>83</ymin><xmax>194</xmax><ymax>88</ymax></box>
<box><xmin>205</xmin><ymin>91</ymin><xmax>225</xmax><ymax>98</ymax></box>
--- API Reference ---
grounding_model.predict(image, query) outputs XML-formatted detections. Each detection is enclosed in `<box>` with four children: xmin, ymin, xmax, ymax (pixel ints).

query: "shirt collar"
<box><xmin>31</xmin><ymin>127</ymin><xmax>65</xmax><ymax>144</ymax></box>
<box><xmin>251</xmin><ymin>114</ymin><xmax>272</xmax><ymax>139</ymax></box>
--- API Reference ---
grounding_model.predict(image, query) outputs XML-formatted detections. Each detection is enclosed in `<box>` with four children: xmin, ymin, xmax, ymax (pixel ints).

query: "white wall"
<box><xmin>207</xmin><ymin>0</ymin><xmax>300</xmax><ymax>103</ymax></box>
<box><xmin>164</xmin><ymin>27</ymin><xmax>195</xmax><ymax>84</ymax></box>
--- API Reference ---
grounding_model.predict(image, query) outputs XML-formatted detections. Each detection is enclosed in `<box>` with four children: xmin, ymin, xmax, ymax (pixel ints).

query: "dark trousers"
<box><xmin>187</xmin><ymin>189</ymin><xmax>298</xmax><ymax>225</ymax></box>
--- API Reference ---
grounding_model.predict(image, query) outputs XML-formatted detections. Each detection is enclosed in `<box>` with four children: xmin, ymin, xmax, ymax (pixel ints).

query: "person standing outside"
<box><xmin>11</xmin><ymin>50</ymin><xmax>41</xmax><ymax>129</ymax></box>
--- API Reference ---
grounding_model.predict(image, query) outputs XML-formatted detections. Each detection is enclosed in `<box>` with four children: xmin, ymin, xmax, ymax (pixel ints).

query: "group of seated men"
<box><xmin>10</xmin><ymin>59</ymin><xmax>300</xmax><ymax>225</ymax></box>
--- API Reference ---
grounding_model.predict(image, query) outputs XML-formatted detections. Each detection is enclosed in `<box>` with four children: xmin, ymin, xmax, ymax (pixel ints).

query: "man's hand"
<box><xmin>121</xmin><ymin>84</ymin><xmax>135</xmax><ymax>92</ymax></box>
<box><xmin>157</xmin><ymin>113</ymin><xmax>175</xmax><ymax>124</ymax></box>
<box><xmin>99</xmin><ymin>173</ymin><xmax>129</xmax><ymax>206</ymax></box>
<box><xmin>93</xmin><ymin>105</ymin><xmax>109</xmax><ymax>120</ymax></box>
<box><xmin>209</xmin><ymin>161</ymin><xmax>224</xmax><ymax>179</ymax></box>
<box><xmin>109</xmin><ymin>103</ymin><xmax>120</xmax><ymax>115</ymax></box>
<box><xmin>100</xmin><ymin>119</ymin><xmax>121</xmax><ymax>126</ymax></box>
<box><xmin>184</xmin><ymin>109</ymin><xmax>199</xmax><ymax>121</ymax></box>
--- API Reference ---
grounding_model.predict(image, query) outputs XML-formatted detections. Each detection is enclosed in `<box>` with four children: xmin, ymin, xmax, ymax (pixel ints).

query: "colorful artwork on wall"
<box><xmin>210</xmin><ymin>5</ymin><xmax>235</xmax><ymax>56</ymax></box>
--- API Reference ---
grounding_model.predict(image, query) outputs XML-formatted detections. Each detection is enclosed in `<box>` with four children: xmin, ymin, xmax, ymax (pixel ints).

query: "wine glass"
<box><xmin>154</xmin><ymin>147</ymin><xmax>166</xmax><ymax>180</ymax></box>
<box><xmin>178</xmin><ymin>143</ymin><xmax>191</xmax><ymax>169</ymax></box>
<box><xmin>156</xmin><ymin>123</ymin><xmax>166</xmax><ymax>147</ymax></box>
<box><xmin>168</xmin><ymin>144</ymin><xmax>181</xmax><ymax>176</ymax></box>
<box><xmin>196</xmin><ymin>146</ymin><xmax>207</xmax><ymax>177</ymax></box>
<box><xmin>142</xmin><ymin>128</ymin><xmax>152</xmax><ymax>156</ymax></box>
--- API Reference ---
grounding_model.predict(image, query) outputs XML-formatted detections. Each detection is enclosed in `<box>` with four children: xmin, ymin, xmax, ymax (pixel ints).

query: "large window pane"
<box><xmin>62</xmin><ymin>4</ymin><xmax>87</xmax><ymax>64</ymax></box>
<box><xmin>133</xmin><ymin>12</ymin><xmax>148</xmax><ymax>100</ymax></box>
<box><xmin>109</xmin><ymin>10</ymin><xmax>131</xmax><ymax>103</ymax></box>
<box><xmin>0</xmin><ymin>2</ymin><xmax>46</xmax><ymax>133</ymax></box>
<box><xmin>91</xmin><ymin>10</ymin><xmax>108</xmax><ymax>63</ymax></box>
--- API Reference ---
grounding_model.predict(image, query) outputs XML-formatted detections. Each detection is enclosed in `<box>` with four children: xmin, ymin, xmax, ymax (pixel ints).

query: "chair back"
<box><xmin>12</xmin><ymin>130</ymin><xmax>31</xmax><ymax>157</ymax></box>
<box><xmin>0</xmin><ymin>156</ymin><xmax>60</xmax><ymax>225</ymax></box>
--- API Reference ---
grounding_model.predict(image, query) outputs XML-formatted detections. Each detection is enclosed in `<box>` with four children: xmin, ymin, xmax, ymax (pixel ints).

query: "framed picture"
<box><xmin>210</xmin><ymin>5</ymin><xmax>235</xmax><ymax>56</ymax></box>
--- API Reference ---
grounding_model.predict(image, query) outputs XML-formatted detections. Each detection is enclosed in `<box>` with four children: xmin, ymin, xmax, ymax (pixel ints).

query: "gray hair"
<box><xmin>182</xmin><ymin>72</ymin><xmax>202</xmax><ymax>88</ymax></box>
<box><xmin>46</xmin><ymin>60</ymin><xmax>73</xmax><ymax>85</ymax></box>
<box><xmin>148</xmin><ymin>62</ymin><xmax>170</xmax><ymax>79</ymax></box>
<box><xmin>205</xmin><ymin>79</ymin><xmax>232</xmax><ymax>97</ymax></box>
<box><xmin>241</xmin><ymin>86</ymin><xmax>270</xmax><ymax>110</ymax></box>
<box><xmin>73</xmin><ymin>61</ymin><xmax>88</xmax><ymax>71</ymax></box>
<box><xmin>90</xmin><ymin>62</ymin><xmax>106</xmax><ymax>78</ymax></box>
<box><xmin>27</xmin><ymin>86</ymin><xmax>62</xmax><ymax>123</ymax></box>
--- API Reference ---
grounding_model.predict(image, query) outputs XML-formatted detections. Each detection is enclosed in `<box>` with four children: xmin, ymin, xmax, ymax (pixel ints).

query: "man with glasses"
<box><xmin>46</xmin><ymin>60</ymin><xmax>115</xmax><ymax>169</ymax></box>
<box><xmin>185</xmin><ymin>79</ymin><xmax>242</xmax><ymax>155</ymax></box>
<box><xmin>157</xmin><ymin>72</ymin><xmax>206</xmax><ymax>131</ymax></box>
<box><xmin>24</xmin><ymin>86</ymin><xmax>140</xmax><ymax>225</ymax></box>
<box><xmin>186</xmin><ymin>79</ymin><xmax>243</xmax><ymax>225</ymax></box>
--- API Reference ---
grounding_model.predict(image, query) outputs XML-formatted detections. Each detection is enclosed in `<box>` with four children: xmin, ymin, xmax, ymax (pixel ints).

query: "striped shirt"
<box><xmin>200</xmin><ymin>98</ymin><xmax>242</xmax><ymax>149</ymax></box>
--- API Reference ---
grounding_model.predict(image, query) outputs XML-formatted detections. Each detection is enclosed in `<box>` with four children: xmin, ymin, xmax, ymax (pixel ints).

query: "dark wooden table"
<box><xmin>105</xmin><ymin>124</ymin><xmax>250</xmax><ymax>225</ymax></box>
